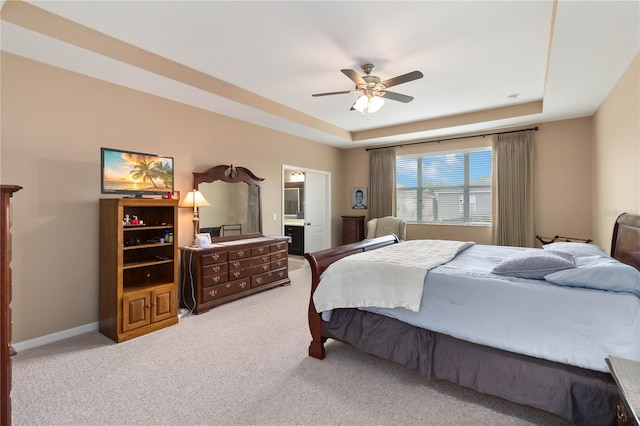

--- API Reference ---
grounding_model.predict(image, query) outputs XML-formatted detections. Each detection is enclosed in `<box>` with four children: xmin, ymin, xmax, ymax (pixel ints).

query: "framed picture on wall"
<box><xmin>352</xmin><ymin>187</ymin><xmax>368</xmax><ymax>209</ymax></box>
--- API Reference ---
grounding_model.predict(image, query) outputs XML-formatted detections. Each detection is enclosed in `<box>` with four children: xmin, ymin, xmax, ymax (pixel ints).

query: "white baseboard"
<box><xmin>12</xmin><ymin>322</ymin><xmax>99</xmax><ymax>353</ymax></box>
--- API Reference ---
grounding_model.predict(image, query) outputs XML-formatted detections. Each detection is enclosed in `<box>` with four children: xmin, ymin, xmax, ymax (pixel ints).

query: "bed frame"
<box><xmin>304</xmin><ymin>213</ymin><xmax>640</xmax><ymax>425</ymax></box>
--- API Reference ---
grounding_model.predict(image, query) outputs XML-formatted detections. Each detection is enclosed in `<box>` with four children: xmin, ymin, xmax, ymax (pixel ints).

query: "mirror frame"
<box><xmin>193</xmin><ymin>165</ymin><xmax>264</xmax><ymax>241</ymax></box>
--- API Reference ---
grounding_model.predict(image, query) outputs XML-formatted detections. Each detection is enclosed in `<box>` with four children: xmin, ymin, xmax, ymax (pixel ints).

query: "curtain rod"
<box><xmin>364</xmin><ymin>126</ymin><xmax>539</xmax><ymax>151</ymax></box>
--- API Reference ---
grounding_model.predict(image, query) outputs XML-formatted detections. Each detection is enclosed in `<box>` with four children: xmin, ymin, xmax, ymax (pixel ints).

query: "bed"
<box><xmin>304</xmin><ymin>213</ymin><xmax>640</xmax><ymax>425</ymax></box>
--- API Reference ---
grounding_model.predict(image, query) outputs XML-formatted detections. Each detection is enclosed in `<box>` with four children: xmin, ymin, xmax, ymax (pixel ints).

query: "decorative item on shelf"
<box><xmin>179</xmin><ymin>189</ymin><xmax>211</xmax><ymax>247</ymax></box>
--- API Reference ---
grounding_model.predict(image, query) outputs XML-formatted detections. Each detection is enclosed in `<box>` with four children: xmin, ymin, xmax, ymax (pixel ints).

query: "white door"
<box><xmin>304</xmin><ymin>171</ymin><xmax>330</xmax><ymax>253</ymax></box>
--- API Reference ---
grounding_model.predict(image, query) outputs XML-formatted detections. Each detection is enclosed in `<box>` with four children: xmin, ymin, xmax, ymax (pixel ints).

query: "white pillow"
<box><xmin>542</xmin><ymin>242</ymin><xmax>606</xmax><ymax>258</ymax></box>
<box><xmin>492</xmin><ymin>249</ymin><xmax>576</xmax><ymax>279</ymax></box>
<box><xmin>544</xmin><ymin>256</ymin><xmax>640</xmax><ymax>297</ymax></box>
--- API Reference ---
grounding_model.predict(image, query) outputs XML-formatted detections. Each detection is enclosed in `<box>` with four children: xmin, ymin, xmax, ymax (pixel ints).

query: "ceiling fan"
<box><xmin>312</xmin><ymin>64</ymin><xmax>423</xmax><ymax>114</ymax></box>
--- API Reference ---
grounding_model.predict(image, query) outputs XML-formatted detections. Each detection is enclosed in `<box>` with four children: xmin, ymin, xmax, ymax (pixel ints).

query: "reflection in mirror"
<box><xmin>193</xmin><ymin>165</ymin><xmax>263</xmax><ymax>240</ymax></box>
<box><xmin>284</xmin><ymin>170</ymin><xmax>305</xmax><ymax>220</ymax></box>
<box><xmin>199</xmin><ymin>181</ymin><xmax>259</xmax><ymax>235</ymax></box>
<box><xmin>284</xmin><ymin>188</ymin><xmax>300</xmax><ymax>215</ymax></box>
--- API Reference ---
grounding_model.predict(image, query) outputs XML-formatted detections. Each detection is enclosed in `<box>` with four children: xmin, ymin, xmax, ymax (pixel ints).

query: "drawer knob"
<box><xmin>233</xmin><ymin>271</ymin><xmax>240</xmax><ymax>278</ymax></box>
<box><xmin>237</xmin><ymin>250</ymin><xmax>245</xmax><ymax>256</ymax></box>
<box><xmin>213</xmin><ymin>276</ymin><xmax>220</xmax><ymax>283</ymax></box>
<box><xmin>225</xmin><ymin>283</ymin><xmax>231</xmax><ymax>288</ymax></box>
<box><xmin>256</xmin><ymin>277</ymin><xmax>262</xmax><ymax>284</ymax></box>
<box><xmin>258</xmin><ymin>247</ymin><xmax>265</xmax><ymax>253</ymax></box>
<box><xmin>262</xmin><ymin>265</ymin><xmax>269</xmax><ymax>271</ymax></box>
<box><xmin>212</xmin><ymin>265</ymin><xmax>220</xmax><ymax>272</ymax></box>
<box><xmin>233</xmin><ymin>261</ymin><xmax>240</xmax><ymax>268</ymax></box>
<box><xmin>212</xmin><ymin>253</ymin><xmax>219</xmax><ymax>260</ymax></box>
<box><xmin>240</xmin><ymin>281</ymin><xmax>247</xmax><ymax>288</ymax></box>
<box><xmin>209</xmin><ymin>289</ymin><xmax>217</xmax><ymax>297</ymax></box>
<box><xmin>617</xmin><ymin>403</ymin><xmax>628</xmax><ymax>422</ymax></box>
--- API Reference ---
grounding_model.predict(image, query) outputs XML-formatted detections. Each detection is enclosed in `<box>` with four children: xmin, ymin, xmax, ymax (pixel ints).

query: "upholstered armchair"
<box><xmin>366</xmin><ymin>216</ymin><xmax>407</xmax><ymax>241</ymax></box>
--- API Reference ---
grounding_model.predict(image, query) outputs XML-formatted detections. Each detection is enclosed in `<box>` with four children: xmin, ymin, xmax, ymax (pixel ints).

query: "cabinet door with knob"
<box><xmin>122</xmin><ymin>284</ymin><xmax>176</xmax><ymax>332</ymax></box>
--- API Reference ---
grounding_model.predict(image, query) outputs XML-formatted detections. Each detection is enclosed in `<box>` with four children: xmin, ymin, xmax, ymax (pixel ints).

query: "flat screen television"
<box><xmin>101</xmin><ymin>147</ymin><xmax>174</xmax><ymax>197</ymax></box>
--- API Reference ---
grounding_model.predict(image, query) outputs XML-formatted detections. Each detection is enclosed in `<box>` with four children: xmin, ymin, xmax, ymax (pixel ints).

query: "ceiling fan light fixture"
<box><xmin>368</xmin><ymin>96</ymin><xmax>385</xmax><ymax>113</ymax></box>
<box><xmin>353</xmin><ymin>94</ymin><xmax>369</xmax><ymax>113</ymax></box>
<box><xmin>353</xmin><ymin>93</ymin><xmax>385</xmax><ymax>114</ymax></box>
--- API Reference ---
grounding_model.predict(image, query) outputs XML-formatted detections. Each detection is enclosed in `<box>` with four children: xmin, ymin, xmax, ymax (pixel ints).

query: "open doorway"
<box><xmin>282</xmin><ymin>165</ymin><xmax>331</xmax><ymax>255</ymax></box>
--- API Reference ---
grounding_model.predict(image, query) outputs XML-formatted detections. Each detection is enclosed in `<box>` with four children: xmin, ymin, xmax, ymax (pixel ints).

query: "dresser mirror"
<box><xmin>193</xmin><ymin>165</ymin><xmax>263</xmax><ymax>240</ymax></box>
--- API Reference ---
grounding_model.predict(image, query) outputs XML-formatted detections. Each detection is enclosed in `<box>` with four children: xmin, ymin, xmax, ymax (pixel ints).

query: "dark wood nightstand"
<box><xmin>606</xmin><ymin>356</ymin><xmax>640</xmax><ymax>425</ymax></box>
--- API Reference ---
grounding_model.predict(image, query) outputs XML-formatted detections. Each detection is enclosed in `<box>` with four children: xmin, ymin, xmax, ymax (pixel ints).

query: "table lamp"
<box><xmin>179</xmin><ymin>189</ymin><xmax>211</xmax><ymax>247</ymax></box>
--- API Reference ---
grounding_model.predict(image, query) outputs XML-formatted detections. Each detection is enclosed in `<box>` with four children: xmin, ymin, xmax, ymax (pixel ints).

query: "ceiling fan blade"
<box><xmin>381</xmin><ymin>71</ymin><xmax>423</xmax><ymax>89</ymax></box>
<box><xmin>382</xmin><ymin>91</ymin><xmax>414</xmax><ymax>103</ymax></box>
<box><xmin>312</xmin><ymin>90</ymin><xmax>353</xmax><ymax>97</ymax></box>
<box><xmin>341</xmin><ymin>69</ymin><xmax>366</xmax><ymax>86</ymax></box>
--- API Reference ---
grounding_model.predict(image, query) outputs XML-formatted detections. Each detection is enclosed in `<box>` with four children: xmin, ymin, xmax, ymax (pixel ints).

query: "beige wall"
<box><xmin>342</xmin><ymin>118</ymin><xmax>594</xmax><ymax>246</ymax></box>
<box><xmin>1</xmin><ymin>53</ymin><xmax>344</xmax><ymax>342</ymax></box>
<box><xmin>593</xmin><ymin>53</ymin><xmax>640</xmax><ymax>251</ymax></box>
<box><xmin>3</xmin><ymin>49</ymin><xmax>638</xmax><ymax>343</ymax></box>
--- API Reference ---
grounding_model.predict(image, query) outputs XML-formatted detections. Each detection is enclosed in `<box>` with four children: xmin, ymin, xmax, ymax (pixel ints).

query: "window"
<box><xmin>396</xmin><ymin>148</ymin><xmax>492</xmax><ymax>225</ymax></box>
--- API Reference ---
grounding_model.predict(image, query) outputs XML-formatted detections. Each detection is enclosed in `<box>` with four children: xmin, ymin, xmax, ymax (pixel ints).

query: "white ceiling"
<box><xmin>1</xmin><ymin>1</ymin><xmax>638</xmax><ymax>149</ymax></box>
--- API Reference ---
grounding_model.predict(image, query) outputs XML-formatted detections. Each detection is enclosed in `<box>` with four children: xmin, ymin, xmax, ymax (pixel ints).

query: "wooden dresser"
<box><xmin>181</xmin><ymin>236</ymin><xmax>290</xmax><ymax>314</ymax></box>
<box><xmin>342</xmin><ymin>215</ymin><xmax>365</xmax><ymax>244</ymax></box>
<box><xmin>1</xmin><ymin>185</ymin><xmax>21</xmax><ymax>426</ymax></box>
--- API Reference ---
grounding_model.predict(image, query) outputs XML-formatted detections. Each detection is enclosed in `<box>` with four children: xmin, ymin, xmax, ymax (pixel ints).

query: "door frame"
<box><xmin>282</xmin><ymin>164</ymin><xmax>331</xmax><ymax>252</ymax></box>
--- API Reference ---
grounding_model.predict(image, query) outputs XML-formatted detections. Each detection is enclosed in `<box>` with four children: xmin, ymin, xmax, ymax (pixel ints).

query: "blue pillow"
<box><xmin>542</xmin><ymin>242</ymin><xmax>606</xmax><ymax>258</ymax></box>
<box><xmin>544</xmin><ymin>256</ymin><xmax>640</xmax><ymax>297</ymax></box>
<box><xmin>492</xmin><ymin>249</ymin><xmax>576</xmax><ymax>279</ymax></box>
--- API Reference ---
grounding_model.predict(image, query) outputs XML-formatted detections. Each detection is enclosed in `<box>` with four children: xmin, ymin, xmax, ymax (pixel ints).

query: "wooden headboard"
<box><xmin>611</xmin><ymin>212</ymin><xmax>640</xmax><ymax>271</ymax></box>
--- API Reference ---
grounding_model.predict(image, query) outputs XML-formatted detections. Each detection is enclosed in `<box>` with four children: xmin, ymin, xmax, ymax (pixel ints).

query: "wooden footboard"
<box><xmin>304</xmin><ymin>234</ymin><xmax>399</xmax><ymax>359</ymax></box>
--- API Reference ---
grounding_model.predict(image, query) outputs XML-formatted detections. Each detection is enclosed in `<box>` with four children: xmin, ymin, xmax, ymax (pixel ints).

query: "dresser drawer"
<box><xmin>228</xmin><ymin>248</ymin><xmax>252</xmax><ymax>260</ymax></box>
<box><xmin>271</xmin><ymin>241</ymin><xmax>287</xmax><ymax>252</ymax></box>
<box><xmin>229</xmin><ymin>263</ymin><xmax>270</xmax><ymax>280</ymax></box>
<box><xmin>251</xmin><ymin>245</ymin><xmax>270</xmax><ymax>256</ymax></box>
<box><xmin>229</xmin><ymin>255</ymin><xmax>271</xmax><ymax>271</ymax></box>
<box><xmin>202</xmin><ymin>262</ymin><xmax>228</xmax><ymax>276</ymax></box>
<box><xmin>201</xmin><ymin>250</ymin><xmax>227</xmax><ymax>265</ymax></box>
<box><xmin>271</xmin><ymin>258</ymin><xmax>287</xmax><ymax>270</ymax></box>
<box><xmin>252</xmin><ymin>267</ymin><xmax>288</xmax><ymax>288</ymax></box>
<box><xmin>343</xmin><ymin>222</ymin><xmax>357</xmax><ymax>232</ymax></box>
<box><xmin>202</xmin><ymin>278</ymin><xmax>249</xmax><ymax>302</ymax></box>
<box><xmin>270</xmin><ymin>251</ymin><xmax>287</xmax><ymax>261</ymax></box>
<box><xmin>202</xmin><ymin>270</ymin><xmax>228</xmax><ymax>286</ymax></box>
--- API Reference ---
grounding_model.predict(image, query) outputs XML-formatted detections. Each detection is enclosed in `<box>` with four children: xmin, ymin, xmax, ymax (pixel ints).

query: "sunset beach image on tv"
<box><xmin>101</xmin><ymin>148</ymin><xmax>174</xmax><ymax>196</ymax></box>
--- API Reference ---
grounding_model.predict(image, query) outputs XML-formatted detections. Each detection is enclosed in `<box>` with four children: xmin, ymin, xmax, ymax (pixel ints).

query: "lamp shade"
<box><xmin>353</xmin><ymin>93</ymin><xmax>385</xmax><ymax>114</ymax></box>
<box><xmin>179</xmin><ymin>189</ymin><xmax>211</xmax><ymax>208</ymax></box>
<box><xmin>353</xmin><ymin>94</ymin><xmax>369</xmax><ymax>113</ymax></box>
<box><xmin>368</xmin><ymin>96</ymin><xmax>385</xmax><ymax>113</ymax></box>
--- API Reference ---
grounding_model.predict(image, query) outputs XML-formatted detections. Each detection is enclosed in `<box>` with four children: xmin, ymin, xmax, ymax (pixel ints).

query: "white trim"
<box><xmin>282</xmin><ymin>164</ymin><xmax>332</xmax><ymax>250</ymax></box>
<box><xmin>12</xmin><ymin>322</ymin><xmax>99</xmax><ymax>352</ymax></box>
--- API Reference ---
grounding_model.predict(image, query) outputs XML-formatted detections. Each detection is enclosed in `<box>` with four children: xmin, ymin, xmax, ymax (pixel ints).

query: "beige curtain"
<box><xmin>492</xmin><ymin>130</ymin><xmax>535</xmax><ymax>247</ymax></box>
<box><xmin>369</xmin><ymin>147</ymin><xmax>396</xmax><ymax>219</ymax></box>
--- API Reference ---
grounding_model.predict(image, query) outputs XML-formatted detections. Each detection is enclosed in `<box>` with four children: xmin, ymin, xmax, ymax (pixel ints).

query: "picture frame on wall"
<box><xmin>352</xmin><ymin>187</ymin><xmax>368</xmax><ymax>209</ymax></box>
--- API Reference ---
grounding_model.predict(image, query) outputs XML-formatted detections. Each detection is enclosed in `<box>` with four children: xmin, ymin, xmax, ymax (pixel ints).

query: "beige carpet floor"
<box><xmin>10</xmin><ymin>264</ymin><xmax>567</xmax><ymax>425</ymax></box>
